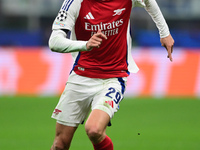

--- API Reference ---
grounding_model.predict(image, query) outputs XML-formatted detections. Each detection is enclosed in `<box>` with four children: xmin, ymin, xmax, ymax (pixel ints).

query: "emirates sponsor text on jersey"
<box><xmin>85</xmin><ymin>19</ymin><xmax>124</xmax><ymax>37</ymax></box>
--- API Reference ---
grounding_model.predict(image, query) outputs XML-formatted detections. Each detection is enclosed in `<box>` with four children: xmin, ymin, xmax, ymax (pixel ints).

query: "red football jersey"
<box><xmin>53</xmin><ymin>0</ymin><xmax>139</xmax><ymax>78</ymax></box>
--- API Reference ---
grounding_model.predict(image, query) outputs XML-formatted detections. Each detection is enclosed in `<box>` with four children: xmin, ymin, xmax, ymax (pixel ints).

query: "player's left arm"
<box><xmin>160</xmin><ymin>34</ymin><xmax>174</xmax><ymax>61</ymax></box>
<box><xmin>143</xmin><ymin>0</ymin><xmax>175</xmax><ymax>61</ymax></box>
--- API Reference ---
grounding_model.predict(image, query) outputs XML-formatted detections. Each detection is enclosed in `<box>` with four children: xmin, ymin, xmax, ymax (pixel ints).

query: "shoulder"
<box><xmin>61</xmin><ymin>0</ymin><xmax>83</xmax><ymax>11</ymax></box>
<box><xmin>52</xmin><ymin>0</ymin><xmax>85</xmax><ymax>31</ymax></box>
<box><xmin>132</xmin><ymin>0</ymin><xmax>146</xmax><ymax>8</ymax></box>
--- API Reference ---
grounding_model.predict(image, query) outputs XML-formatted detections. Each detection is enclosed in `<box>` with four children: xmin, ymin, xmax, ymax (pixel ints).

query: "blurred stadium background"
<box><xmin>0</xmin><ymin>0</ymin><xmax>200</xmax><ymax>150</ymax></box>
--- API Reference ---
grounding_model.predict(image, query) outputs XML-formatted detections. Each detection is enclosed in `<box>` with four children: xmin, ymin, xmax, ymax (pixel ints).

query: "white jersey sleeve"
<box><xmin>52</xmin><ymin>0</ymin><xmax>82</xmax><ymax>31</ymax></box>
<box><xmin>133</xmin><ymin>0</ymin><xmax>170</xmax><ymax>38</ymax></box>
<box><xmin>132</xmin><ymin>0</ymin><xmax>146</xmax><ymax>7</ymax></box>
<box><xmin>49</xmin><ymin>30</ymin><xmax>88</xmax><ymax>53</ymax></box>
<box><xmin>49</xmin><ymin>0</ymin><xmax>88</xmax><ymax>53</ymax></box>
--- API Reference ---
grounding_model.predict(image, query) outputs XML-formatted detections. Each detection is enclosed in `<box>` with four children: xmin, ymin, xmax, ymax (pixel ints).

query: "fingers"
<box><xmin>161</xmin><ymin>34</ymin><xmax>174</xmax><ymax>62</ymax></box>
<box><xmin>86</xmin><ymin>30</ymin><xmax>107</xmax><ymax>50</ymax></box>
<box><xmin>97</xmin><ymin>29</ymin><xmax>107</xmax><ymax>40</ymax></box>
<box><xmin>163</xmin><ymin>45</ymin><xmax>173</xmax><ymax>62</ymax></box>
<box><xmin>163</xmin><ymin>44</ymin><xmax>173</xmax><ymax>62</ymax></box>
<box><xmin>167</xmin><ymin>45</ymin><xmax>173</xmax><ymax>62</ymax></box>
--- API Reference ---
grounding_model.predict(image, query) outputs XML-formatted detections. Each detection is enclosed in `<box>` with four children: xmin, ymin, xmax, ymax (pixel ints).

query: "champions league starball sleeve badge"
<box><xmin>56</xmin><ymin>10</ymin><xmax>67</xmax><ymax>22</ymax></box>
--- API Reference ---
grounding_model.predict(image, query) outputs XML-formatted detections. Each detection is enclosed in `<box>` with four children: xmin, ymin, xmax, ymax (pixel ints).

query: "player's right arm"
<box><xmin>49</xmin><ymin>29</ymin><xmax>88</xmax><ymax>53</ymax></box>
<box><xmin>49</xmin><ymin>0</ymin><xmax>87</xmax><ymax>53</ymax></box>
<box><xmin>49</xmin><ymin>29</ymin><xmax>107</xmax><ymax>53</ymax></box>
<box><xmin>49</xmin><ymin>0</ymin><xmax>107</xmax><ymax>53</ymax></box>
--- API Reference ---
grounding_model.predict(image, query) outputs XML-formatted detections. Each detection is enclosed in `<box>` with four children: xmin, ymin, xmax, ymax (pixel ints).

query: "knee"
<box><xmin>85</xmin><ymin>124</ymin><xmax>104</xmax><ymax>142</ymax></box>
<box><xmin>51</xmin><ymin>136</ymin><xmax>70</xmax><ymax>150</ymax></box>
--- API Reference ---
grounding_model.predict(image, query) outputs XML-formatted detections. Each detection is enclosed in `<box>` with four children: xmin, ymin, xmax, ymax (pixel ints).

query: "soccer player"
<box><xmin>48</xmin><ymin>0</ymin><xmax>174</xmax><ymax>149</ymax></box>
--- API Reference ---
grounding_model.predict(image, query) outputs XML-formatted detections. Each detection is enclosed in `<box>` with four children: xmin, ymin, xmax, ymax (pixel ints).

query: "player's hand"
<box><xmin>86</xmin><ymin>29</ymin><xmax>107</xmax><ymax>50</ymax></box>
<box><xmin>160</xmin><ymin>34</ymin><xmax>174</xmax><ymax>62</ymax></box>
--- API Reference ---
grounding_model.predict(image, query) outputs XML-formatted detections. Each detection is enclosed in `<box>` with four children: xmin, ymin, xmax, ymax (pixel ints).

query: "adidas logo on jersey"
<box><xmin>84</xmin><ymin>12</ymin><xmax>95</xmax><ymax>19</ymax></box>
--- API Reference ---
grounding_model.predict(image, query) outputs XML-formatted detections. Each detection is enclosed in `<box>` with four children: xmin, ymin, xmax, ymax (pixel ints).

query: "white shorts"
<box><xmin>51</xmin><ymin>71</ymin><xmax>127</xmax><ymax>127</ymax></box>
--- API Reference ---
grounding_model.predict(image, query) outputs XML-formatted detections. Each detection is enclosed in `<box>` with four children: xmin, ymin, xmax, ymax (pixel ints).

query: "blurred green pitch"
<box><xmin>0</xmin><ymin>96</ymin><xmax>200</xmax><ymax>150</ymax></box>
